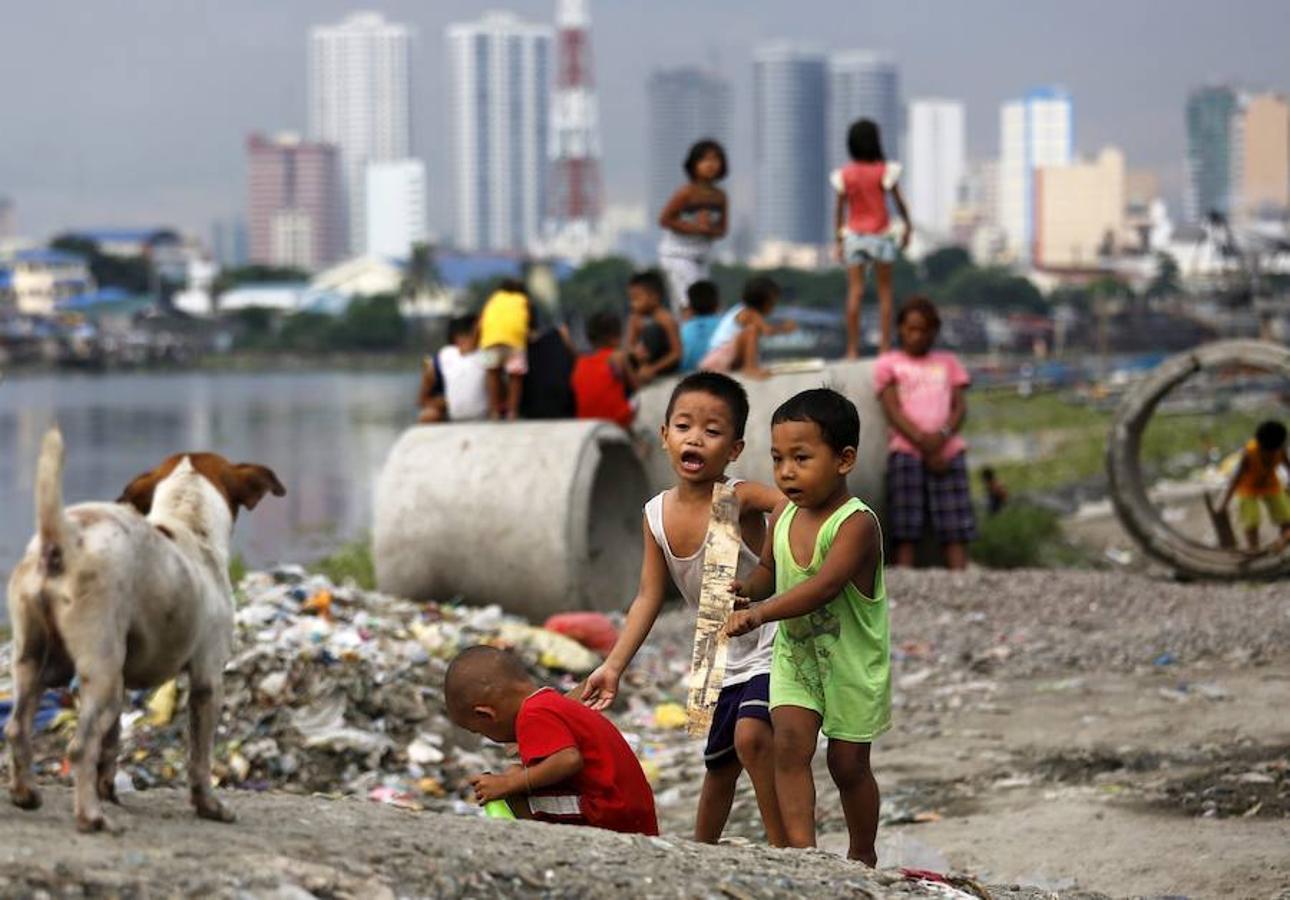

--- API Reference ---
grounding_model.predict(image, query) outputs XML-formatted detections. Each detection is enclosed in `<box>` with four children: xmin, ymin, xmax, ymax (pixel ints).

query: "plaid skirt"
<box><xmin>886</xmin><ymin>451</ymin><xmax>978</xmax><ymax>544</ymax></box>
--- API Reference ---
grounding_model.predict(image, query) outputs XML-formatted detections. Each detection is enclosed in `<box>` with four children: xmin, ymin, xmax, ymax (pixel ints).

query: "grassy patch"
<box><xmin>971</xmin><ymin>502</ymin><xmax>1088</xmax><ymax>569</ymax></box>
<box><xmin>310</xmin><ymin>538</ymin><xmax>376</xmax><ymax>590</ymax></box>
<box><xmin>228</xmin><ymin>553</ymin><xmax>248</xmax><ymax>588</ymax></box>
<box><xmin>964</xmin><ymin>391</ymin><xmax>1264</xmax><ymax>497</ymax></box>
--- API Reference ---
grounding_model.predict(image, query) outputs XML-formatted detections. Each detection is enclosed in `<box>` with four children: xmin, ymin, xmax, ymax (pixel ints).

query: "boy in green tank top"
<box><xmin>726</xmin><ymin>388</ymin><xmax>891</xmax><ymax>866</ymax></box>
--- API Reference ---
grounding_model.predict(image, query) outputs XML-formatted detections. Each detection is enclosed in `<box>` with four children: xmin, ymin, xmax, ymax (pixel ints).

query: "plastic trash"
<box><xmin>146</xmin><ymin>680</ymin><xmax>178</xmax><ymax>726</ymax></box>
<box><xmin>483</xmin><ymin>799</ymin><xmax>516</xmax><ymax>819</ymax></box>
<box><xmin>652</xmin><ymin>703</ymin><xmax>687</xmax><ymax>730</ymax></box>
<box><xmin>543</xmin><ymin>612</ymin><xmax>620</xmax><ymax>657</ymax></box>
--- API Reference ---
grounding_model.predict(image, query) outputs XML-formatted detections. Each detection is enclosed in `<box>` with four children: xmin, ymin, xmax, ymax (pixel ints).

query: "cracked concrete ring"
<box><xmin>1106</xmin><ymin>339</ymin><xmax>1290</xmax><ymax>580</ymax></box>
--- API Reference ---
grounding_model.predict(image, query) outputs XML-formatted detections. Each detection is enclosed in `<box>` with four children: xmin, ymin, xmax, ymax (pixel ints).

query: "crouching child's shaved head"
<box><xmin>444</xmin><ymin>645</ymin><xmax>537</xmax><ymax>743</ymax></box>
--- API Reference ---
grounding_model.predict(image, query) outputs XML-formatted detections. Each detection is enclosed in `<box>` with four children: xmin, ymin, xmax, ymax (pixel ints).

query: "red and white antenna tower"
<box><xmin>546</xmin><ymin>0</ymin><xmax>603</xmax><ymax>259</ymax></box>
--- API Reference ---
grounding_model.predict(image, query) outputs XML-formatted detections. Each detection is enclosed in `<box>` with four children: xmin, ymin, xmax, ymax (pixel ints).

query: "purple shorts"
<box><xmin>703</xmin><ymin>673</ymin><xmax>771</xmax><ymax>771</ymax></box>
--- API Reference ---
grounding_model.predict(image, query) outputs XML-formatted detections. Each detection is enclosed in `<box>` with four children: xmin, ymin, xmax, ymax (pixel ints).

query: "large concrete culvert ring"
<box><xmin>374</xmin><ymin>421</ymin><xmax>649</xmax><ymax>619</ymax></box>
<box><xmin>1106</xmin><ymin>339</ymin><xmax>1290</xmax><ymax>580</ymax></box>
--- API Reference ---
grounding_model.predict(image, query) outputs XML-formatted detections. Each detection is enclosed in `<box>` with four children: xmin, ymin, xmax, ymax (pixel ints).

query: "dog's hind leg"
<box><xmin>187</xmin><ymin>673</ymin><xmax>235</xmax><ymax>823</ymax></box>
<box><xmin>5</xmin><ymin>644</ymin><xmax>45</xmax><ymax>811</ymax></box>
<box><xmin>96</xmin><ymin>717</ymin><xmax>123</xmax><ymax>804</ymax></box>
<box><xmin>66</xmin><ymin>663</ymin><xmax>124</xmax><ymax>833</ymax></box>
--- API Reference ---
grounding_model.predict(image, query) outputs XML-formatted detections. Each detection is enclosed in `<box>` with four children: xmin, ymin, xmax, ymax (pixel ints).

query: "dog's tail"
<box><xmin>36</xmin><ymin>427</ymin><xmax>69</xmax><ymax>577</ymax></box>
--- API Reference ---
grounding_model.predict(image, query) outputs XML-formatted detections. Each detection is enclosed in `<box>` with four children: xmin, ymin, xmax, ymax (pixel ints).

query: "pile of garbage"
<box><xmin>0</xmin><ymin>567</ymin><xmax>701</xmax><ymax>818</ymax></box>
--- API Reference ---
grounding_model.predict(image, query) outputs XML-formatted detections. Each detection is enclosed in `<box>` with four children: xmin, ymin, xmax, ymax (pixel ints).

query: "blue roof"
<box><xmin>56</xmin><ymin>287</ymin><xmax>140</xmax><ymax>311</ymax></box>
<box><xmin>14</xmin><ymin>248</ymin><xmax>87</xmax><ymax>266</ymax></box>
<box><xmin>0</xmin><ymin>268</ymin><xmax>11</xmax><ymax>289</ymax></box>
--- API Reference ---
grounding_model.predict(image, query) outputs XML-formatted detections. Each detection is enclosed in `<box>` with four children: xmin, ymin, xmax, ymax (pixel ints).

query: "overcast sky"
<box><xmin>1</xmin><ymin>0</ymin><xmax>1287</xmax><ymax>242</ymax></box>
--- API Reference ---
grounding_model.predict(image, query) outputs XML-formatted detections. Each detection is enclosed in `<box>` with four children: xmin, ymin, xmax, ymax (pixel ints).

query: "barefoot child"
<box><xmin>832</xmin><ymin>118</ymin><xmax>912</xmax><ymax>357</ymax></box>
<box><xmin>698</xmin><ymin>276</ymin><xmax>796</xmax><ymax>378</ymax></box>
<box><xmin>445</xmin><ymin>645</ymin><xmax>658</xmax><ymax>835</ymax></box>
<box><xmin>658</xmin><ymin>139</ymin><xmax>729</xmax><ymax>315</ymax></box>
<box><xmin>625</xmin><ymin>270</ymin><xmax>682</xmax><ymax>384</ymax></box>
<box><xmin>582</xmin><ymin>372</ymin><xmax>787</xmax><ymax>846</ymax></box>
<box><xmin>1219</xmin><ymin>420</ymin><xmax>1290</xmax><ymax>552</ymax></box>
<box><xmin>875</xmin><ymin>296</ymin><xmax>976</xmax><ymax>570</ymax></box>
<box><xmin>478</xmin><ymin>280</ymin><xmax>532</xmax><ymax>420</ymax></box>
<box><xmin>726</xmin><ymin>388</ymin><xmax>890</xmax><ymax>865</ymax></box>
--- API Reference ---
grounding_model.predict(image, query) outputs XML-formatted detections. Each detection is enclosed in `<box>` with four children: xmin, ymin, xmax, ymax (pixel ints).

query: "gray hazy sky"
<box><xmin>2</xmin><ymin>0</ymin><xmax>1288</xmax><ymax>241</ymax></box>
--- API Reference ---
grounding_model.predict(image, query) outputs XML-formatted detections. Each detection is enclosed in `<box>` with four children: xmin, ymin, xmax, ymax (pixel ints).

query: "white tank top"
<box><xmin>643</xmin><ymin>479</ymin><xmax>776</xmax><ymax>686</ymax></box>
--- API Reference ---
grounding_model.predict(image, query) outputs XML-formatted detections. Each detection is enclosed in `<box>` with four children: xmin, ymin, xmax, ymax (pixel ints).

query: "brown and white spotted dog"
<box><xmin>4</xmin><ymin>429</ymin><xmax>284</xmax><ymax>832</ymax></box>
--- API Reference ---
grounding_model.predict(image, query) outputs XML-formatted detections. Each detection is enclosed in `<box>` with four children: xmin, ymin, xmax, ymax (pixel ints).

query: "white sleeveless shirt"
<box><xmin>643</xmin><ymin>480</ymin><xmax>776</xmax><ymax>687</ymax></box>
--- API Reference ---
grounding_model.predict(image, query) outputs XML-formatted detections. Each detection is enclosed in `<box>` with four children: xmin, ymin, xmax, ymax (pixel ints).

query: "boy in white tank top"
<box><xmin>581</xmin><ymin>372</ymin><xmax>786</xmax><ymax>847</ymax></box>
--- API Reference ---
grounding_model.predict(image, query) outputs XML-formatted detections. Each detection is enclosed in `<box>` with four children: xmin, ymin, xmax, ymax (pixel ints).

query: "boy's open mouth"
<box><xmin>680</xmin><ymin>451</ymin><xmax>705</xmax><ymax>472</ymax></box>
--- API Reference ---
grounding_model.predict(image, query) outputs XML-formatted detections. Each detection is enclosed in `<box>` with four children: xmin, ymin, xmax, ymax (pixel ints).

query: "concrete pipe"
<box><xmin>631</xmin><ymin>361</ymin><xmax>889</xmax><ymax>519</ymax></box>
<box><xmin>1106</xmin><ymin>339</ymin><xmax>1290</xmax><ymax>580</ymax></box>
<box><xmin>374</xmin><ymin>421</ymin><xmax>650</xmax><ymax>618</ymax></box>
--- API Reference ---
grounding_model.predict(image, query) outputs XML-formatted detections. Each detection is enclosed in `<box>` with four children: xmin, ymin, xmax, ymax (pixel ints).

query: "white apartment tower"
<box><xmin>308</xmin><ymin>12</ymin><xmax>412</xmax><ymax>255</ymax></box>
<box><xmin>906</xmin><ymin>99</ymin><xmax>966</xmax><ymax>242</ymax></box>
<box><xmin>365</xmin><ymin>159</ymin><xmax>428</xmax><ymax>260</ymax></box>
<box><xmin>999</xmin><ymin>87</ymin><xmax>1073</xmax><ymax>263</ymax></box>
<box><xmin>446</xmin><ymin>12</ymin><xmax>553</xmax><ymax>253</ymax></box>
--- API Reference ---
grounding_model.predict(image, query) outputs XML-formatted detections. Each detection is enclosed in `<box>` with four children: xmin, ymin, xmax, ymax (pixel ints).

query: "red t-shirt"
<box><xmin>515</xmin><ymin>688</ymin><xmax>658</xmax><ymax>835</ymax></box>
<box><xmin>571</xmin><ymin>348</ymin><xmax>634</xmax><ymax>428</ymax></box>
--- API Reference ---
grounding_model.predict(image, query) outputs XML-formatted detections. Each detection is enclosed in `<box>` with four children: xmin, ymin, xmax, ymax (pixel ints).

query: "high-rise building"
<box><xmin>1035</xmin><ymin>146</ymin><xmax>1126</xmax><ymax>268</ymax></box>
<box><xmin>446</xmin><ymin>12</ymin><xmax>553</xmax><ymax>252</ymax></box>
<box><xmin>0</xmin><ymin>197</ymin><xmax>14</xmax><ymax>242</ymax></box>
<box><xmin>308</xmin><ymin>12</ymin><xmax>412</xmax><ymax>255</ymax></box>
<box><xmin>754</xmin><ymin>44</ymin><xmax>827</xmax><ymax>247</ymax></box>
<box><xmin>998</xmin><ymin>87</ymin><xmax>1073</xmax><ymax>263</ymax></box>
<box><xmin>646</xmin><ymin>67</ymin><xmax>732</xmax><ymax>227</ymax></box>
<box><xmin>828</xmin><ymin>52</ymin><xmax>901</xmax><ymax>170</ymax></box>
<box><xmin>906</xmin><ymin>99</ymin><xmax>965</xmax><ymax>242</ymax></box>
<box><xmin>365</xmin><ymin>159</ymin><xmax>428</xmax><ymax>259</ymax></box>
<box><xmin>246</xmin><ymin>133</ymin><xmax>344</xmax><ymax>271</ymax></box>
<box><xmin>1184</xmin><ymin>85</ymin><xmax>1238</xmax><ymax>224</ymax></box>
<box><xmin>1234</xmin><ymin>92</ymin><xmax>1290</xmax><ymax>219</ymax></box>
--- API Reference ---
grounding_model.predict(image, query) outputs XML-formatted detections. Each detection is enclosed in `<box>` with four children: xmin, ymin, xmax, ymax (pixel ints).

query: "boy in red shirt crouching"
<box><xmin>445</xmin><ymin>646</ymin><xmax>659</xmax><ymax>835</ymax></box>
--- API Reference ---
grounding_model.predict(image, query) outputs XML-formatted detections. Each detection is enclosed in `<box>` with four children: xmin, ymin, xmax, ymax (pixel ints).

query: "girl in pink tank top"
<box><xmin>831</xmin><ymin>119</ymin><xmax>912</xmax><ymax>358</ymax></box>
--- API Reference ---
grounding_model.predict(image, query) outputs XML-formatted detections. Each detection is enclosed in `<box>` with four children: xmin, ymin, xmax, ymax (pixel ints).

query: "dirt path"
<box><xmin>0</xmin><ymin>787</ymin><xmax>1085</xmax><ymax>899</ymax></box>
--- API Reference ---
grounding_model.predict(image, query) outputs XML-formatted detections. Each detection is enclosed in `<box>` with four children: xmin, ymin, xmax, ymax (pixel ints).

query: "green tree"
<box><xmin>337</xmin><ymin>294</ymin><xmax>407</xmax><ymax>350</ymax></box>
<box><xmin>50</xmin><ymin>234</ymin><xmax>153</xmax><ymax>294</ymax></box>
<box><xmin>922</xmin><ymin>246</ymin><xmax>972</xmax><ymax>285</ymax></box>
<box><xmin>212</xmin><ymin>264</ymin><xmax>310</xmax><ymax>296</ymax></box>
<box><xmin>1145</xmin><ymin>252</ymin><xmax>1181</xmax><ymax>299</ymax></box>
<box><xmin>402</xmin><ymin>242</ymin><xmax>440</xmax><ymax>301</ymax></box>
<box><xmin>940</xmin><ymin>266</ymin><xmax>1045</xmax><ymax>312</ymax></box>
<box><xmin>557</xmin><ymin>256</ymin><xmax>635</xmax><ymax>318</ymax></box>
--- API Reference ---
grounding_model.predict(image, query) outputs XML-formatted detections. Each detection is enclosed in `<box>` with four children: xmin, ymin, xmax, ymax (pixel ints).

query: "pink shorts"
<box><xmin>481</xmin><ymin>344</ymin><xmax>528</xmax><ymax>376</ymax></box>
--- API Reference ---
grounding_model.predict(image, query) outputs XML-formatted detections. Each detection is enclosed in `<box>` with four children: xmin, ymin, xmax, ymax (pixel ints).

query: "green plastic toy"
<box><xmin>483</xmin><ymin>799</ymin><xmax>516</xmax><ymax>820</ymax></box>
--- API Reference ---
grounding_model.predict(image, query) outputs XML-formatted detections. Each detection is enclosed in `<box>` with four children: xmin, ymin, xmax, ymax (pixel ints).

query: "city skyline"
<box><xmin>2</xmin><ymin>0</ymin><xmax>1289</xmax><ymax>241</ymax></box>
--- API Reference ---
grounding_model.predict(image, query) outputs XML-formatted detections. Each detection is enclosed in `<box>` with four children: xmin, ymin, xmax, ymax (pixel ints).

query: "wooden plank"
<box><xmin>1203</xmin><ymin>491</ymin><xmax>1237</xmax><ymax>549</ymax></box>
<box><xmin>686</xmin><ymin>481</ymin><xmax>741</xmax><ymax>737</ymax></box>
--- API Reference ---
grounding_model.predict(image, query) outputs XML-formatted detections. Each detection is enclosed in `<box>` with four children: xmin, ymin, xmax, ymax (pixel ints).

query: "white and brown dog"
<box><xmin>4</xmin><ymin>428</ymin><xmax>284</xmax><ymax>831</ymax></box>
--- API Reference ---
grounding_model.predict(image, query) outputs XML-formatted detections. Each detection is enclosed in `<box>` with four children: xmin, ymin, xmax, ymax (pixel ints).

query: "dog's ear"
<box><xmin>118</xmin><ymin>468</ymin><xmax>164</xmax><ymax>514</ymax></box>
<box><xmin>224</xmin><ymin>463</ymin><xmax>286</xmax><ymax>513</ymax></box>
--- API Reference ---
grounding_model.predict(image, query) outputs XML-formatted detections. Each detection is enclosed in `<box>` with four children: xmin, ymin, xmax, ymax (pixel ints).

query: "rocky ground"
<box><xmin>2</xmin><ymin>567</ymin><xmax>1289</xmax><ymax>898</ymax></box>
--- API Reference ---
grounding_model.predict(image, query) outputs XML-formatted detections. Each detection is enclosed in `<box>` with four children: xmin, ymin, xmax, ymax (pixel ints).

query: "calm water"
<box><xmin>0</xmin><ymin>370</ymin><xmax>417</xmax><ymax>580</ymax></box>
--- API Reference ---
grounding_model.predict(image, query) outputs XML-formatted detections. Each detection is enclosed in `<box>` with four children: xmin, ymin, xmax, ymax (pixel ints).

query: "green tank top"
<box><xmin>772</xmin><ymin>497</ymin><xmax>891</xmax><ymax>738</ymax></box>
